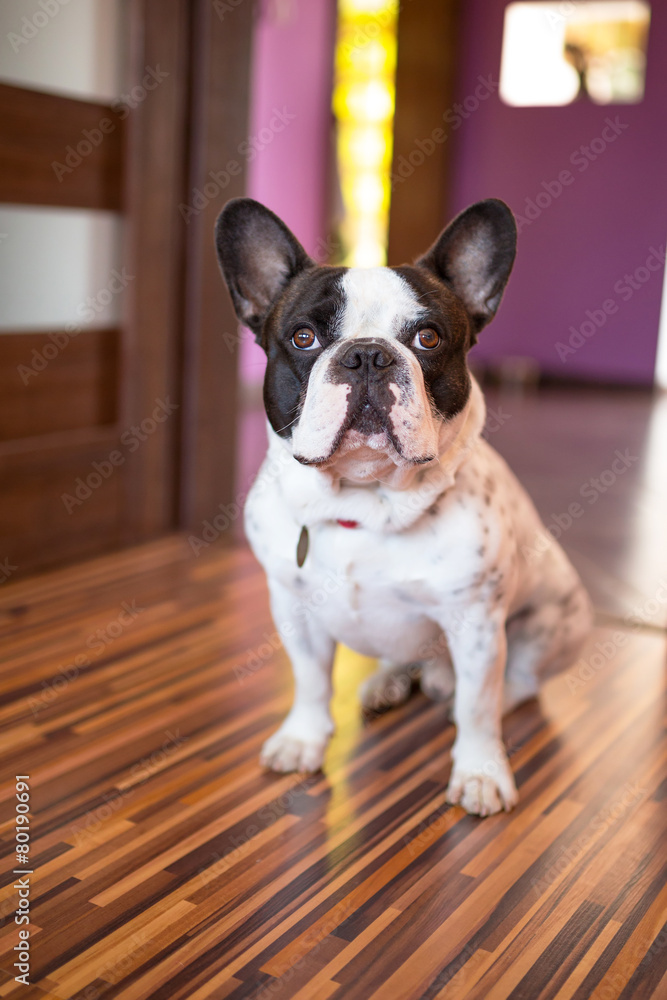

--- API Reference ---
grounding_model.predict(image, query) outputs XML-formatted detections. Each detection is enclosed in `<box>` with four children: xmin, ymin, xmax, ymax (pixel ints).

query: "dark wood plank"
<box><xmin>178</xmin><ymin>0</ymin><xmax>254</xmax><ymax>530</ymax></box>
<box><xmin>0</xmin><ymin>329</ymin><xmax>119</xmax><ymax>442</ymax></box>
<box><xmin>118</xmin><ymin>0</ymin><xmax>192</xmax><ymax>543</ymax></box>
<box><xmin>387</xmin><ymin>0</ymin><xmax>462</xmax><ymax>265</ymax></box>
<box><xmin>0</xmin><ymin>429</ymin><xmax>125</xmax><ymax>576</ymax></box>
<box><xmin>0</xmin><ymin>83</ymin><xmax>124</xmax><ymax>210</ymax></box>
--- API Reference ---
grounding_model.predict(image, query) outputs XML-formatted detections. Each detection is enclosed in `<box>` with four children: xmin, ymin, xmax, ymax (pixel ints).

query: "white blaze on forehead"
<box><xmin>339</xmin><ymin>268</ymin><xmax>425</xmax><ymax>340</ymax></box>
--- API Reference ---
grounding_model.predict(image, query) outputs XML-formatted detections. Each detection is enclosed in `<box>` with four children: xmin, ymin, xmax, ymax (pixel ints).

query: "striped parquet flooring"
<box><xmin>0</xmin><ymin>534</ymin><xmax>665</xmax><ymax>999</ymax></box>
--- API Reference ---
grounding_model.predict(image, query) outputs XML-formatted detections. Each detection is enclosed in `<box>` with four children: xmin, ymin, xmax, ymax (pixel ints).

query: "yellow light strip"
<box><xmin>333</xmin><ymin>0</ymin><xmax>399</xmax><ymax>267</ymax></box>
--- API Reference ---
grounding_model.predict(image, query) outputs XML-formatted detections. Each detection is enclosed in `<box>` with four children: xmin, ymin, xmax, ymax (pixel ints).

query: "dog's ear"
<box><xmin>215</xmin><ymin>198</ymin><xmax>313</xmax><ymax>343</ymax></box>
<box><xmin>416</xmin><ymin>199</ymin><xmax>517</xmax><ymax>338</ymax></box>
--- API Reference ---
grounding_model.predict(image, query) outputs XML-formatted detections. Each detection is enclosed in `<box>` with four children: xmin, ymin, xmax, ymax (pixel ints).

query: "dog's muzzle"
<box><xmin>291</xmin><ymin>338</ymin><xmax>439</xmax><ymax>466</ymax></box>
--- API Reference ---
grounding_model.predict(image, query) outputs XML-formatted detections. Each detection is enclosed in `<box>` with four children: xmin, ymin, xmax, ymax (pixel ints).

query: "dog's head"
<box><xmin>215</xmin><ymin>198</ymin><xmax>516</xmax><ymax>481</ymax></box>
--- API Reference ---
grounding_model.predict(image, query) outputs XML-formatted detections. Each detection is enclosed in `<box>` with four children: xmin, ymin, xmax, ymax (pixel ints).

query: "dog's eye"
<box><xmin>413</xmin><ymin>328</ymin><xmax>440</xmax><ymax>350</ymax></box>
<box><xmin>291</xmin><ymin>328</ymin><xmax>319</xmax><ymax>350</ymax></box>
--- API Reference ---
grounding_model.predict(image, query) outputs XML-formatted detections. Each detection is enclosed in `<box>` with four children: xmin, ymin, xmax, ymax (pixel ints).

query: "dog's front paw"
<box><xmin>260</xmin><ymin>729</ymin><xmax>328</xmax><ymax>774</ymax></box>
<box><xmin>446</xmin><ymin>742</ymin><xmax>518</xmax><ymax>816</ymax></box>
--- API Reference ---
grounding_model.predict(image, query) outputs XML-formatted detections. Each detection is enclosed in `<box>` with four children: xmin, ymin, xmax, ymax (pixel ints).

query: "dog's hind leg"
<box><xmin>504</xmin><ymin>582</ymin><xmax>593</xmax><ymax>714</ymax></box>
<box><xmin>419</xmin><ymin>649</ymin><xmax>456</xmax><ymax>704</ymax></box>
<box><xmin>359</xmin><ymin>637</ymin><xmax>456</xmax><ymax>713</ymax></box>
<box><xmin>359</xmin><ymin>659</ymin><xmax>415</xmax><ymax>713</ymax></box>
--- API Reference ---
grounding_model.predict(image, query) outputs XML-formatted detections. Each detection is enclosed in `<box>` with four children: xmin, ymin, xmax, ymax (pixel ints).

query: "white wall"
<box><xmin>0</xmin><ymin>0</ymin><xmax>125</xmax><ymax>101</ymax></box>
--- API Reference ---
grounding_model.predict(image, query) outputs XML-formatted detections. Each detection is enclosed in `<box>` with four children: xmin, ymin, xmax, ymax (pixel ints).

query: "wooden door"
<box><xmin>0</xmin><ymin>0</ymin><xmax>253</xmax><ymax>579</ymax></box>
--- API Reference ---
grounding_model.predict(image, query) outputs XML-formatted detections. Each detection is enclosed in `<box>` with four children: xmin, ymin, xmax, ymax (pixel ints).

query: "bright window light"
<box><xmin>500</xmin><ymin>1</ymin><xmax>651</xmax><ymax>107</ymax></box>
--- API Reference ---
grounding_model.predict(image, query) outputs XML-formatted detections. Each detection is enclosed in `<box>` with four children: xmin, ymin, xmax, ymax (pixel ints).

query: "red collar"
<box><xmin>337</xmin><ymin>519</ymin><xmax>359</xmax><ymax>529</ymax></box>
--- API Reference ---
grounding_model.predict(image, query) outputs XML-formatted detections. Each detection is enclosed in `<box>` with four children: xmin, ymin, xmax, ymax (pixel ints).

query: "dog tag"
<box><xmin>296</xmin><ymin>526</ymin><xmax>309</xmax><ymax>567</ymax></box>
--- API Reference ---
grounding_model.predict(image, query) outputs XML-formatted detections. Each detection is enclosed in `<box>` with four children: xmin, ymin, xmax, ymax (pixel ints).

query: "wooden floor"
<box><xmin>0</xmin><ymin>386</ymin><xmax>666</xmax><ymax>1000</ymax></box>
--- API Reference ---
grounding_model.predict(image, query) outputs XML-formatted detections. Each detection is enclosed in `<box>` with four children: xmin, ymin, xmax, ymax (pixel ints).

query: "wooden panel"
<box><xmin>0</xmin><ymin>535</ymin><xmax>663</xmax><ymax>997</ymax></box>
<box><xmin>0</xmin><ymin>328</ymin><xmax>119</xmax><ymax>441</ymax></box>
<box><xmin>387</xmin><ymin>0</ymin><xmax>462</xmax><ymax>265</ymax></box>
<box><xmin>0</xmin><ymin>83</ymin><xmax>124</xmax><ymax>210</ymax></box>
<box><xmin>0</xmin><ymin>429</ymin><xmax>124</xmax><ymax>575</ymax></box>
<box><xmin>178</xmin><ymin>0</ymin><xmax>254</xmax><ymax>529</ymax></box>
<box><xmin>119</xmin><ymin>0</ymin><xmax>192</xmax><ymax>542</ymax></box>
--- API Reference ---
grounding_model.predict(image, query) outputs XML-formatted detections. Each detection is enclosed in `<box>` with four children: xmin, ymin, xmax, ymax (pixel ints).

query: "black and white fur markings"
<box><xmin>216</xmin><ymin>197</ymin><xmax>592</xmax><ymax>816</ymax></box>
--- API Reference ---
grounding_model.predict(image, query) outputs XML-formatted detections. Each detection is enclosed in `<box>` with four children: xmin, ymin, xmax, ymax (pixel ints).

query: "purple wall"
<box><xmin>241</xmin><ymin>0</ymin><xmax>336</xmax><ymax>386</ymax></box>
<box><xmin>449</xmin><ymin>1</ymin><xmax>667</xmax><ymax>385</ymax></box>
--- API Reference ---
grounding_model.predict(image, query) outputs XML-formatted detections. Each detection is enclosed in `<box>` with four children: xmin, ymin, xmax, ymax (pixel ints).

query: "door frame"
<box><xmin>0</xmin><ymin>0</ymin><xmax>255</xmax><ymax>577</ymax></box>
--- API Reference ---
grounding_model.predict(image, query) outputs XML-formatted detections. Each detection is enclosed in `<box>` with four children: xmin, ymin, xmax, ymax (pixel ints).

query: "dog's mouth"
<box><xmin>291</xmin><ymin>346</ymin><xmax>442</xmax><ymax>471</ymax></box>
<box><xmin>293</xmin><ymin>395</ymin><xmax>437</xmax><ymax>471</ymax></box>
<box><xmin>346</xmin><ymin>399</ymin><xmax>436</xmax><ymax>463</ymax></box>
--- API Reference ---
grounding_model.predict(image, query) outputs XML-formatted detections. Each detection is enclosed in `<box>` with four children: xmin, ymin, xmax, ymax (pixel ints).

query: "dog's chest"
<box><xmin>284</xmin><ymin>526</ymin><xmax>447</xmax><ymax>657</ymax></box>
<box><xmin>245</xmin><ymin>481</ymin><xmax>494</xmax><ymax>660</ymax></box>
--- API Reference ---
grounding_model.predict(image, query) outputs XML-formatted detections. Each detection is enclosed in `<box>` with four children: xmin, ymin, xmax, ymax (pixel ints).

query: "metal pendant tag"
<box><xmin>296</xmin><ymin>526</ymin><xmax>309</xmax><ymax>567</ymax></box>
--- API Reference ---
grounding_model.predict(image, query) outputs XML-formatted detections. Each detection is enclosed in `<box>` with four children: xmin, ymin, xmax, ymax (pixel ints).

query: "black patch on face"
<box><xmin>261</xmin><ymin>266</ymin><xmax>348</xmax><ymax>437</ymax></box>
<box><xmin>391</xmin><ymin>265</ymin><xmax>473</xmax><ymax>422</ymax></box>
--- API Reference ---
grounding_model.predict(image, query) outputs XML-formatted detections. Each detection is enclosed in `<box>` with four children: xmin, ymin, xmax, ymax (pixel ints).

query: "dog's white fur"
<box><xmin>245</xmin><ymin>270</ymin><xmax>593</xmax><ymax>816</ymax></box>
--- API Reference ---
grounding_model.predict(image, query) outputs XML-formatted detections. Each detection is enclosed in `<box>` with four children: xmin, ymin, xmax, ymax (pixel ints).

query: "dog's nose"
<box><xmin>339</xmin><ymin>340</ymin><xmax>395</xmax><ymax>373</ymax></box>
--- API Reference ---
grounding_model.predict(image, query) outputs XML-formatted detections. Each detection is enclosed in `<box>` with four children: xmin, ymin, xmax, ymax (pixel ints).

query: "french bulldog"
<box><xmin>215</xmin><ymin>197</ymin><xmax>593</xmax><ymax>816</ymax></box>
